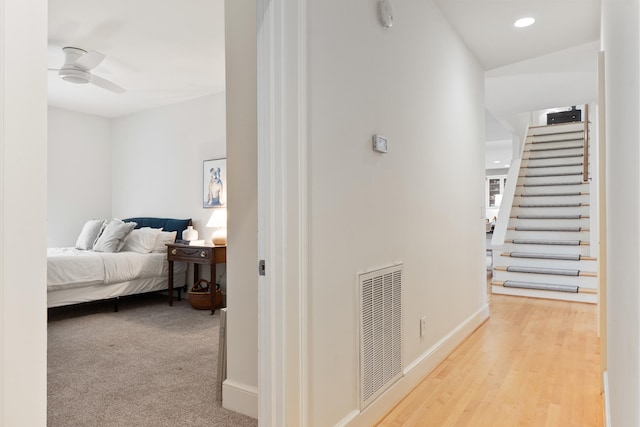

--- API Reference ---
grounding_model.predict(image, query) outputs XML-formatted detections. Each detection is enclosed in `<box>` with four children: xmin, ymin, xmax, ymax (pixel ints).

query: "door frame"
<box><xmin>597</xmin><ymin>50</ymin><xmax>607</xmax><ymax>388</ymax></box>
<box><xmin>257</xmin><ymin>0</ymin><xmax>309</xmax><ymax>425</ymax></box>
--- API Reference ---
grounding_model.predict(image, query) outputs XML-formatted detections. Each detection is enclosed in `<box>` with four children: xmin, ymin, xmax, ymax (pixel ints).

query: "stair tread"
<box><xmin>512</xmin><ymin>226</ymin><xmax>585</xmax><ymax>231</ymax></box>
<box><xmin>515</xmin><ymin>203</ymin><xmax>587</xmax><ymax>207</ymax></box>
<box><xmin>501</xmin><ymin>280</ymin><xmax>579</xmax><ymax>293</ymax></box>
<box><xmin>522</xmin><ymin>162</ymin><xmax>584</xmax><ymax>169</ymax></box>
<box><xmin>524</xmin><ymin>153</ymin><xmax>584</xmax><ymax>160</ymax></box>
<box><xmin>495</xmin><ymin>266</ymin><xmax>596</xmax><ymax>276</ymax></box>
<box><xmin>521</xmin><ymin>181</ymin><xmax>586</xmax><ymax>187</ymax></box>
<box><xmin>512</xmin><ymin>215</ymin><xmax>587</xmax><ymax>219</ymax></box>
<box><xmin>529</xmin><ymin>126</ymin><xmax>585</xmax><ymax>134</ymax></box>
<box><xmin>526</xmin><ymin>145</ymin><xmax>584</xmax><ymax>152</ymax></box>
<box><xmin>502</xmin><ymin>252</ymin><xmax>596</xmax><ymax>261</ymax></box>
<box><xmin>530</xmin><ymin>137</ymin><xmax>584</xmax><ymax>144</ymax></box>
<box><xmin>516</xmin><ymin>192</ymin><xmax>584</xmax><ymax>197</ymax></box>
<box><xmin>507</xmin><ymin>239</ymin><xmax>588</xmax><ymax>246</ymax></box>
<box><xmin>492</xmin><ymin>280</ymin><xmax>597</xmax><ymax>296</ymax></box>
<box><xmin>521</xmin><ymin>172</ymin><xmax>583</xmax><ymax>178</ymax></box>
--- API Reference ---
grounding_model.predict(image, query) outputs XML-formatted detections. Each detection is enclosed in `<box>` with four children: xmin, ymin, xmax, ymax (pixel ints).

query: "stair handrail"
<box><xmin>583</xmin><ymin>104</ymin><xmax>589</xmax><ymax>182</ymax></box>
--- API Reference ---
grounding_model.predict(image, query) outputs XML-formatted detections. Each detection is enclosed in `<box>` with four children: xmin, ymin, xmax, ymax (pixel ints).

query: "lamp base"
<box><xmin>211</xmin><ymin>229</ymin><xmax>227</xmax><ymax>246</ymax></box>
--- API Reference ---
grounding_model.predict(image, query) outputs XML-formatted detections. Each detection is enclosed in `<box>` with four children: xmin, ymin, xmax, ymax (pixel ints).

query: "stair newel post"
<box><xmin>583</xmin><ymin>104</ymin><xmax>589</xmax><ymax>182</ymax></box>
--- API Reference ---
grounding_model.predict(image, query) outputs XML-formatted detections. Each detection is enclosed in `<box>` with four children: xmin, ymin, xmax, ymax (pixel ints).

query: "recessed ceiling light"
<box><xmin>494</xmin><ymin>160</ymin><xmax>501</xmax><ymax>164</ymax></box>
<box><xmin>505</xmin><ymin>164</ymin><xmax>510</xmax><ymax>168</ymax></box>
<box><xmin>514</xmin><ymin>17</ymin><xmax>535</xmax><ymax>28</ymax></box>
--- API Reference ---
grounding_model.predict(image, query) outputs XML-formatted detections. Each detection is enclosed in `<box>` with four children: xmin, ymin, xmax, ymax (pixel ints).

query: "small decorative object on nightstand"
<box><xmin>183</xmin><ymin>225</ymin><xmax>198</xmax><ymax>241</ymax></box>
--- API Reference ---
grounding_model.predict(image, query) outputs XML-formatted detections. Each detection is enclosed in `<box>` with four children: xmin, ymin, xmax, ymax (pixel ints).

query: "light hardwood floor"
<box><xmin>376</xmin><ymin>294</ymin><xmax>603</xmax><ymax>427</ymax></box>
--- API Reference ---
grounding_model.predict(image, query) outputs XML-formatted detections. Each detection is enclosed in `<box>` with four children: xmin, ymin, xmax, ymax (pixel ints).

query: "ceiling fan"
<box><xmin>51</xmin><ymin>47</ymin><xmax>125</xmax><ymax>94</ymax></box>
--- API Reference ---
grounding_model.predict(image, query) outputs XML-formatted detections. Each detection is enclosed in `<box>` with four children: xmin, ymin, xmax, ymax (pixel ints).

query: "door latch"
<box><xmin>259</xmin><ymin>259</ymin><xmax>266</xmax><ymax>276</ymax></box>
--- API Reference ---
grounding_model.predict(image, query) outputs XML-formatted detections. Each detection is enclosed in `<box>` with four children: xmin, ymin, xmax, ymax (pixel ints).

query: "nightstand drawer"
<box><xmin>167</xmin><ymin>244</ymin><xmax>225</xmax><ymax>264</ymax></box>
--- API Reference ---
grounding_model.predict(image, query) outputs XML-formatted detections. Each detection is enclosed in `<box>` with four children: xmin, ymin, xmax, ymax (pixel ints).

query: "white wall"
<box><xmin>47</xmin><ymin>94</ymin><xmax>226</xmax><ymax>247</ymax></box>
<box><xmin>47</xmin><ymin>107</ymin><xmax>112</xmax><ymax>247</ymax></box>
<box><xmin>111</xmin><ymin>94</ymin><xmax>226</xmax><ymax>234</ymax></box>
<box><xmin>1</xmin><ymin>0</ymin><xmax>48</xmax><ymax>425</ymax></box>
<box><xmin>306</xmin><ymin>1</ymin><xmax>487</xmax><ymax>425</ymax></box>
<box><xmin>485</xmin><ymin>138</ymin><xmax>512</xmax><ymax>169</ymax></box>
<box><xmin>602</xmin><ymin>1</ymin><xmax>640</xmax><ymax>425</ymax></box>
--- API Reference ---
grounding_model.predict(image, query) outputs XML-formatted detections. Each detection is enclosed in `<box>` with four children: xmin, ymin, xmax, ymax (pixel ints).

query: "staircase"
<box><xmin>491</xmin><ymin>120</ymin><xmax>597</xmax><ymax>303</ymax></box>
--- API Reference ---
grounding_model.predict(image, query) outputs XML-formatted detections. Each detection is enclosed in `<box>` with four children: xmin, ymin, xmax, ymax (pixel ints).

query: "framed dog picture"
<box><xmin>203</xmin><ymin>158</ymin><xmax>226</xmax><ymax>208</ymax></box>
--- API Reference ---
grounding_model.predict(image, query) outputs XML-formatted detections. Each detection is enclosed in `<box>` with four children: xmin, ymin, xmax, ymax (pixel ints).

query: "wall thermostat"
<box><xmin>372</xmin><ymin>134</ymin><xmax>388</xmax><ymax>153</ymax></box>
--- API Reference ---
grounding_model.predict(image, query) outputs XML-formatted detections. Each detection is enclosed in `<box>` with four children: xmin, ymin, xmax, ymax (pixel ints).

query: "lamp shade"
<box><xmin>206</xmin><ymin>208</ymin><xmax>227</xmax><ymax>228</ymax></box>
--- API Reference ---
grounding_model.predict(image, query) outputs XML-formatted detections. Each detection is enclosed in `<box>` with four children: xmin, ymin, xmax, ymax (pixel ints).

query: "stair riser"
<box><xmin>516</xmin><ymin>179</ymin><xmax>589</xmax><ymax>195</ymax></box>
<box><xmin>506</xmin><ymin>230</ymin><xmax>590</xmax><ymax>241</ymax></box>
<box><xmin>509</xmin><ymin>218</ymin><xmax>590</xmax><ymax>227</ymax></box>
<box><xmin>518</xmin><ymin>175</ymin><xmax>585</xmax><ymax>186</ymax></box>
<box><xmin>529</xmin><ymin>122</ymin><xmax>585</xmax><ymax>134</ymax></box>
<box><xmin>523</xmin><ymin>147</ymin><xmax>584</xmax><ymax>158</ymax></box>
<box><xmin>491</xmin><ymin>285</ymin><xmax>597</xmax><ymax>304</ymax></box>
<box><xmin>522</xmin><ymin>157</ymin><xmax>584</xmax><ymax>167</ymax></box>
<box><xmin>528</xmin><ymin>138</ymin><xmax>584</xmax><ymax>147</ymax></box>
<box><xmin>520</xmin><ymin>165</ymin><xmax>584</xmax><ymax>176</ymax></box>
<box><xmin>504</xmin><ymin>243</ymin><xmax>591</xmax><ymax>256</ymax></box>
<box><xmin>527</xmin><ymin>140</ymin><xmax>585</xmax><ymax>151</ymax></box>
<box><xmin>492</xmin><ymin>270</ymin><xmax>597</xmax><ymax>288</ymax></box>
<box><xmin>516</xmin><ymin>184</ymin><xmax>589</xmax><ymax>196</ymax></box>
<box><xmin>514</xmin><ymin>195</ymin><xmax>590</xmax><ymax>204</ymax></box>
<box><xmin>530</xmin><ymin>129</ymin><xmax>583</xmax><ymax>136</ymax></box>
<box><xmin>493</xmin><ymin>256</ymin><xmax>597</xmax><ymax>271</ymax></box>
<box><xmin>510</xmin><ymin>206</ymin><xmax>590</xmax><ymax>217</ymax></box>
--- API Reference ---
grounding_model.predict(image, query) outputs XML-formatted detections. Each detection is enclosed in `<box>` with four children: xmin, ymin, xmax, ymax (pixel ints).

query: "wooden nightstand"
<box><xmin>166</xmin><ymin>243</ymin><xmax>226</xmax><ymax>314</ymax></box>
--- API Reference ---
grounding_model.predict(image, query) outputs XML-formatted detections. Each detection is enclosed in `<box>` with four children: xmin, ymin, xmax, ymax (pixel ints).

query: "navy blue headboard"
<box><xmin>122</xmin><ymin>217</ymin><xmax>192</xmax><ymax>240</ymax></box>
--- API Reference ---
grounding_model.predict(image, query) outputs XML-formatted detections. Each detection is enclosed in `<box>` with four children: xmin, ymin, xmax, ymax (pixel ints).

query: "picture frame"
<box><xmin>203</xmin><ymin>158</ymin><xmax>226</xmax><ymax>208</ymax></box>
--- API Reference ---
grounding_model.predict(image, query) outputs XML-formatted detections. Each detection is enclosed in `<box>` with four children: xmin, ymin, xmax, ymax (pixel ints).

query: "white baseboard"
<box><xmin>343</xmin><ymin>303</ymin><xmax>490</xmax><ymax>427</ymax></box>
<box><xmin>603</xmin><ymin>370</ymin><xmax>611</xmax><ymax>427</ymax></box>
<box><xmin>222</xmin><ymin>379</ymin><xmax>259</xmax><ymax>419</ymax></box>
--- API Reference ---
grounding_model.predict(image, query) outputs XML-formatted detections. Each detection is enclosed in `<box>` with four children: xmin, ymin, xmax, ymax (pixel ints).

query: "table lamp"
<box><xmin>206</xmin><ymin>208</ymin><xmax>227</xmax><ymax>246</ymax></box>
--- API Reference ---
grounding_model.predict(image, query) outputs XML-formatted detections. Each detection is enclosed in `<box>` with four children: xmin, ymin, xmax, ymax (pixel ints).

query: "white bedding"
<box><xmin>47</xmin><ymin>248</ymin><xmax>171</xmax><ymax>291</ymax></box>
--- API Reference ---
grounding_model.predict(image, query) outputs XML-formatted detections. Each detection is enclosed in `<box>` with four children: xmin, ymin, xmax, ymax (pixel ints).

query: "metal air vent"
<box><xmin>359</xmin><ymin>264</ymin><xmax>403</xmax><ymax>409</ymax></box>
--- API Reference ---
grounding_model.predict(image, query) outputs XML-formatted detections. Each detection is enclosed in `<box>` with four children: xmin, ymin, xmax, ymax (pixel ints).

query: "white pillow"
<box><xmin>75</xmin><ymin>219</ymin><xmax>106</xmax><ymax>250</ymax></box>
<box><xmin>121</xmin><ymin>227</ymin><xmax>162</xmax><ymax>254</ymax></box>
<box><xmin>152</xmin><ymin>230</ymin><xmax>177</xmax><ymax>253</ymax></box>
<box><xmin>93</xmin><ymin>220</ymin><xmax>137</xmax><ymax>253</ymax></box>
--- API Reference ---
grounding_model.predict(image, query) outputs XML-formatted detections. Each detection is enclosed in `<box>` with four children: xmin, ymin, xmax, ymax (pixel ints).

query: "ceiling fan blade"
<box><xmin>75</xmin><ymin>50</ymin><xmax>105</xmax><ymax>70</ymax></box>
<box><xmin>90</xmin><ymin>74</ymin><xmax>125</xmax><ymax>94</ymax></box>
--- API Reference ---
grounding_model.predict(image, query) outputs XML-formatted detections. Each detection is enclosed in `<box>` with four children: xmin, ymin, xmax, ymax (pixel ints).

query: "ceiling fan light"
<box><xmin>514</xmin><ymin>17</ymin><xmax>535</xmax><ymax>28</ymax></box>
<box><xmin>61</xmin><ymin>75</ymin><xmax>89</xmax><ymax>84</ymax></box>
<box><xmin>59</xmin><ymin>68</ymin><xmax>90</xmax><ymax>84</ymax></box>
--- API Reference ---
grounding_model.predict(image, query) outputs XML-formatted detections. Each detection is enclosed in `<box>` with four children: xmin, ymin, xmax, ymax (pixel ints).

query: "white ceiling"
<box><xmin>434</xmin><ymin>0</ymin><xmax>601</xmax><ymax>71</ymax></box>
<box><xmin>48</xmin><ymin>0</ymin><xmax>602</xmax><ymax>143</ymax></box>
<box><xmin>48</xmin><ymin>0</ymin><xmax>225</xmax><ymax>118</ymax></box>
<box><xmin>432</xmin><ymin>0</ymin><xmax>601</xmax><ymax>170</ymax></box>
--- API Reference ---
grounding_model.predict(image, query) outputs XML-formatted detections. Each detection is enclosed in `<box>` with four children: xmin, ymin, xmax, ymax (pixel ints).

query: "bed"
<box><xmin>47</xmin><ymin>217</ymin><xmax>191</xmax><ymax>309</ymax></box>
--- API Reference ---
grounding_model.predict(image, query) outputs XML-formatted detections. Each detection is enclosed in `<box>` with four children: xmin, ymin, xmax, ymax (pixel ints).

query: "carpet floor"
<box><xmin>48</xmin><ymin>293</ymin><xmax>258</xmax><ymax>427</ymax></box>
